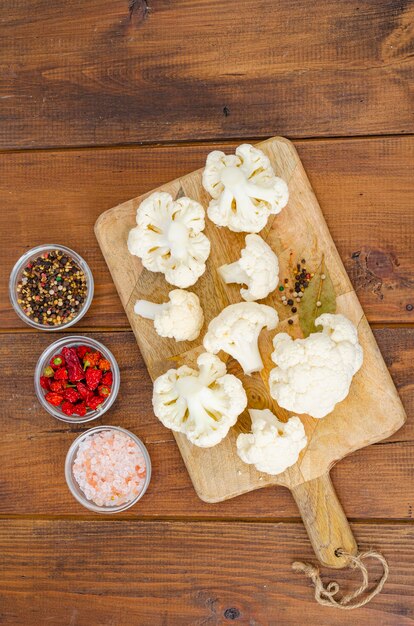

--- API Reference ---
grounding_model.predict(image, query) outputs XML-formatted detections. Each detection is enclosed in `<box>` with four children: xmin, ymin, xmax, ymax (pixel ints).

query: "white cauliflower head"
<box><xmin>152</xmin><ymin>352</ymin><xmax>247</xmax><ymax>448</ymax></box>
<box><xmin>218</xmin><ymin>234</ymin><xmax>279</xmax><ymax>301</ymax></box>
<box><xmin>237</xmin><ymin>409</ymin><xmax>307</xmax><ymax>475</ymax></box>
<box><xmin>269</xmin><ymin>313</ymin><xmax>363</xmax><ymax>419</ymax></box>
<box><xmin>127</xmin><ymin>191</ymin><xmax>211</xmax><ymax>288</ymax></box>
<box><xmin>134</xmin><ymin>289</ymin><xmax>204</xmax><ymax>342</ymax></box>
<box><xmin>202</xmin><ymin>144</ymin><xmax>289</xmax><ymax>233</ymax></box>
<box><xmin>203</xmin><ymin>302</ymin><xmax>279</xmax><ymax>375</ymax></box>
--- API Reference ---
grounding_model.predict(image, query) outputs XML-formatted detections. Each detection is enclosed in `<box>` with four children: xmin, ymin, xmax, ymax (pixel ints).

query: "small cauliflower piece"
<box><xmin>202</xmin><ymin>144</ymin><xmax>289</xmax><ymax>233</ymax></box>
<box><xmin>269</xmin><ymin>313</ymin><xmax>363</xmax><ymax>419</ymax></box>
<box><xmin>134</xmin><ymin>289</ymin><xmax>203</xmax><ymax>342</ymax></box>
<box><xmin>203</xmin><ymin>302</ymin><xmax>279</xmax><ymax>375</ymax></box>
<box><xmin>218</xmin><ymin>234</ymin><xmax>279</xmax><ymax>301</ymax></box>
<box><xmin>152</xmin><ymin>352</ymin><xmax>247</xmax><ymax>448</ymax></box>
<box><xmin>127</xmin><ymin>191</ymin><xmax>211</xmax><ymax>288</ymax></box>
<box><xmin>237</xmin><ymin>409</ymin><xmax>307</xmax><ymax>475</ymax></box>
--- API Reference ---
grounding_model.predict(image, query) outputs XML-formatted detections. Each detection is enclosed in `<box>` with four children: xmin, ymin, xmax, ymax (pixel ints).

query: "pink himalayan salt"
<box><xmin>73</xmin><ymin>430</ymin><xmax>146</xmax><ymax>507</ymax></box>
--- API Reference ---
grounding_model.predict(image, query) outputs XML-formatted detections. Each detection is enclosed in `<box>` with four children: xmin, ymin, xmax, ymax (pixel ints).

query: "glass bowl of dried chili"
<box><xmin>9</xmin><ymin>244</ymin><xmax>94</xmax><ymax>330</ymax></box>
<box><xmin>35</xmin><ymin>336</ymin><xmax>120</xmax><ymax>423</ymax></box>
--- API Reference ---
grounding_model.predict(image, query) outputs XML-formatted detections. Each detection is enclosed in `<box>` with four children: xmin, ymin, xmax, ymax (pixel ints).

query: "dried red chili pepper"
<box><xmin>101</xmin><ymin>371</ymin><xmax>113</xmax><ymax>387</ymax></box>
<box><xmin>76</xmin><ymin>382</ymin><xmax>89</xmax><ymax>400</ymax></box>
<box><xmin>54</xmin><ymin>367</ymin><xmax>69</xmax><ymax>381</ymax></box>
<box><xmin>73</xmin><ymin>402</ymin><xmax>87</xmax><ymax>417</ymax></box>
<box><xmin>64</xmin><ymin>388</ymin><xmax>81</xmax><ymax>403</ymax></box>
<box><xmin>98</xmin><ymin>385</ymin><xmax>111</xmax><ymax>398</ymax></box>
<box><xmin>85</xmin><ymin>390</ymin><xmax>96</xmax><ymax>408</ymax></box>
<box><xmin>50</xmin><ymin>355</ymin><xmax>65</xmax><ymax>369</ymax></box>
<box><xmin>76</xmin><ymin>345</ymin><xmax>89</xmax><ymax>360</ymax></box>
<box><xmin>83</xmin><ymin>351</ymin><xmax>101</xmax><ymax>369</ymax></box>
<box><xmin>61</xmin><ymin>347</ymin><xmax>84</xmax><ymax>382</ymax></box>
<box><xmin>45</xmin><ymin>392</ymin><xmax>64</xmax><ymax>406</ymax></box>
<box><xmin>49</xmin><ymin>380</ymin><xmax>64</xmax><ymax>393</ymax></box>
<box><xmin>86</xmin><ymin>368</ymin><xmax>102</xmax><ymax>390</ymax></box>
<box><xmin>88</xmin><ymin>395</ymin><xmax>104</xmax><ymax>410</ymax></box>
<box><xmin>43</xmin><ymin>365</ymin><xmax>54</xmax><ymax>378</ymax></box>
<box><xmin>40</xmin><ymin>376</ymin><xmax>50</xmax><ymax>390</ymax></box>
<box><xmin>61</xmin><ymin>401</ymin><xmax>75</xmax><ymax>416</ymax></box>
<box><xmin>98</xmin><ymin>359</ymin><xmax>111</xmax><ymax>371</ymax></box>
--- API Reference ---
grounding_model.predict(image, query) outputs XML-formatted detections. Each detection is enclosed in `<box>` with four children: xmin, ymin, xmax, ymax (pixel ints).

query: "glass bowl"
<box><xmin>65</xmin><ymin>426</ymin><xmax>151</xmax><ymax>513</ymax></box>
<box><xmin>35</xmin><ymin>336</ymin><xmax>120</xmax><ymax>424</ymax></box>
<box><xmin>9</xmin><ymin>244</ymin><xmax>94</xmax><ymax>330</ymax></box>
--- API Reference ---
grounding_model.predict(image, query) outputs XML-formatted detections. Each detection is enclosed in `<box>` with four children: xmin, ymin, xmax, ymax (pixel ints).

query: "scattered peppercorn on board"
<box><xmin>95</xmin><ymin>136</ymin><xmax>406</xmax><ymax>568</ymax></box>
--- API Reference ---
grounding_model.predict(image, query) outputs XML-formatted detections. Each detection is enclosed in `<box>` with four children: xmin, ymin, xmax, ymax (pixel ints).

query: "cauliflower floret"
<box><xmin>269</xmin><ymin>313</ymin><xmax>363</xmax><ymax>419</ymax></box>
<box><xmin>203</xmin><ymin>302</ymin><xmax>279</xmax><ymax>375</ymax></box>
<box><xmin>127</xmin><ymin>191</ymin><xmax>211</xmax><ymax>288</ymax></box>
<box><xmin>218</xmin><ymin>234</ymin><xmax>279</xmax><ymax>301</ymax></box>
<box><xmin>237</xmin><ymin>409</ymin><xmax>307</xmax><ymax>475</ymax></box>
<box><xmin>202</xmin><ymin>144</ymin><xmax>289</xmax><ymax>233</ymax></box>
<box><xmin>152</xmin><ymin>353</ymin><xmax>247</xmax><ymax>447</ymax></box>
<box><xmin>134</xmin><ymin>289</ymin><xmax>203</xmax><ymax>342</ymax></box>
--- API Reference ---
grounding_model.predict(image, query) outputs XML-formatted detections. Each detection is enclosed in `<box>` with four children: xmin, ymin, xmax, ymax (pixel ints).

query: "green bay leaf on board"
<box><xmin>298</xmin><ymin>257</ymin><xmax>336</xmax><ymax>337</ymax></box>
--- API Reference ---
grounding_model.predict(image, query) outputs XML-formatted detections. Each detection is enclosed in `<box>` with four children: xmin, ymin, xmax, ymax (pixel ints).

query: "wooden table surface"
<box><xmin>1</xmin><ymin>1</ymin><xmax>413</xmax><ymax>624</ymax></box>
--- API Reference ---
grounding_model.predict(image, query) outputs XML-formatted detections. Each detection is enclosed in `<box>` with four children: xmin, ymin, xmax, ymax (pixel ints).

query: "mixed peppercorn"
<box><xmin>40</xmin><ymin>345</ymin><xmax>113</xmax><ymax>417</ymax></box>
<box><xmin>16</xmin><ymin>250</ymin><xmax>87</xmax><ymax>327</ymax></box>
<box><xmin>278</xmin><ymin>258</ymin><xmax>315</xmax><ymax>324</ymax></box>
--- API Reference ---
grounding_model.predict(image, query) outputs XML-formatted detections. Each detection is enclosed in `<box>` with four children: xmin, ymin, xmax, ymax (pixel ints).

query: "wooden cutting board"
<box><xmin>95</xmin><ymin>137</ymin><xmax>406</xmax><ymax>568</ymax></box>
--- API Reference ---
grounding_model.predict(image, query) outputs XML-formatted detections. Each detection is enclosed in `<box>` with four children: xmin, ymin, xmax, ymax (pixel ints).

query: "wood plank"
<box><xmin>0</xmin><ymin>329</ymin><xmax>412</xmax><ymax>519</ymax></box>
<box><xmin>0</xmin><ymin>0</ymin><xmax>413</xmax><ymax>149</ymax></box>
<box><xmin>1</xmin><ymin>137</ymin><xmax>413</xmax><ymax>329</ymax></box>
<box><xmin>0</xmin><ymin>519</ymin><xmax>412</xmax><ymax>624</ymax></box>
<box><xmin>298</xmin><ymin>137</ymin><xmax>414</xmax><ymax>323</ymax></box>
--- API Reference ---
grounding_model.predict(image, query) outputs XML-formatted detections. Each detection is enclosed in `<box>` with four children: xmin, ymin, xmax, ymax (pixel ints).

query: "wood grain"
<box><xmin>1</xmin><ymin>137</ymin><xmax>413</xmax><ymax>329</ymax></box>
<box><xmin>1</xmin><ymin>0</ymin><xmax>413</xmax><ymax>149</ymax></box>
<box><xmin>0</xmin><ymin>327</ymin><xmax>410</xmax><ymax>519</ymax></box>
<box><xmin>1</xmin><ymin>0</ymin><xmax>412</xmax><ymax>614</ymax></box>
<box><xmin>0</xmin><ymin>519</ymin><xmax>412</xmax><ymax>625</ymax></box>
<box><xmin>95</xmin><ymin>136</ymin><xmax>406</xmax><ymax>509</ymax></box>
<box><xmin>291</xmin><ymin>473</ymin><xmax>358</xmax><ymax>568</ymax></box>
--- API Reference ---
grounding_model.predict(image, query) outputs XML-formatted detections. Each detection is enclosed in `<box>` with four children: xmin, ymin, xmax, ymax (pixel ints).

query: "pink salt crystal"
<box><xmin>73</xmin><ymin>430</ymin><xmax>146</xmax><ymax>507</ymax></box>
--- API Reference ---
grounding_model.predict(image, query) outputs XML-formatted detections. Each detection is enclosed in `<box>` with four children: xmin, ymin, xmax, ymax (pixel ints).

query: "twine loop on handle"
<box><xmin>292</xmin><ymin>549</ymin><xmax>389</xmax><ymax>609</ymax></box>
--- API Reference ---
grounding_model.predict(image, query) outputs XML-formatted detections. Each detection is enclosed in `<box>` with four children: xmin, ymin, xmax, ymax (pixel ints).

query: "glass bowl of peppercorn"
<box><xmin>34</xmin><ymin>336</ymin><xmax>120</xmax><ymax>423</ymax></box>
<box><xmin>9</xmin><ymin>244</ymin><xmax>94</xmax><ymax>330</ymax></box>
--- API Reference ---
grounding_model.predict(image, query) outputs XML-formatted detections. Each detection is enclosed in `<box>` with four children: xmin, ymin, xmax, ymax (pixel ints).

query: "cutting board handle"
<box><xmin>291</xmin><ymin>472</ymin><xmax>358</xmax><ymax>569</ymax></box>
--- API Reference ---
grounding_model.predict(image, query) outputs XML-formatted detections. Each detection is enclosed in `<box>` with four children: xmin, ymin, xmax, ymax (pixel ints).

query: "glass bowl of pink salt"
<box><xmin>65</xmin><ymin>426</ymin><xmax>151</xmax><ymax>513</ymax></box>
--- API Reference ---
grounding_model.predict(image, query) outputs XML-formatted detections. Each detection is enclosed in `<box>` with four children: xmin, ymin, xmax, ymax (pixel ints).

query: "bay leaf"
<box><xmin>298</xmin><ymin>257</ymin><xmax>336</xmax><ymax>337</ymax></box>
<box><xmin>175</xmin><ymin>186</ymin><xmax>185</xmax><ymax>200</ymax></box>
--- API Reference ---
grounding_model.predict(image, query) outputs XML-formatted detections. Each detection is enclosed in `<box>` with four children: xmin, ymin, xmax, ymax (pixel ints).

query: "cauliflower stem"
<box><xmin>134</xmin><ymin>299</ymin><xmax>166</xmax><ymax>320</ymax></box>
<box><xmin>219</xmin><ymin>262</ymin><xmax>249</xmax><ymax>286</ymax></box>
<box><xmin>176</xmin><ymin>377</ymin><xmax>231</xmax><ymax>436</ymax></box>
<box><xmin>203</xmin><ymin>302</ymin><xmax>279</xmax><ymax>375</ymax></box>
<box><xmin>225</xmin><ymin>334</ymin><xmax>264</xmax><ymax>376</ymax></box>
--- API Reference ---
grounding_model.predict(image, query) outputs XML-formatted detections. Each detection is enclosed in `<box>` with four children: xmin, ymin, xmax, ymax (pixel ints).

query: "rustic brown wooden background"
<box><xmin>1</xmin><ymin>1</ymin><xmax>413</xmax><ymax>624</ymax></box>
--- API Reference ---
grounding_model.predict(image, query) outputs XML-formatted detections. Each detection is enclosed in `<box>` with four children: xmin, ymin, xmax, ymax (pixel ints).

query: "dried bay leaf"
<box><xmin>299</xmin><ymin>257</ymin><xmax>336</xmax><ymax>337</ymax></box>
<box><xmin>175</xmin><ymin>186</ymin><xmax>185</xmax><ymax>200</ymax></box>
